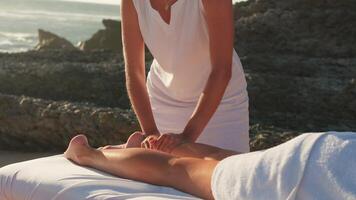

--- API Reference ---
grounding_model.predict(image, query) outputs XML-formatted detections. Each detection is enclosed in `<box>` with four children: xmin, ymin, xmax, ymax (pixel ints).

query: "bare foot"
<box><xmin>64</xmin><ymin>134</ymin><xmax>93</xmax><ymax>166</ymax></box>
<box><xmin>99</xmin><ymin>131</ymin><xmax>146</xmax><ymax>150</ymax></box>
<box><xmin>126</xmin><ymin>131</ymin><xmax>146</xmax><ymax>148</ymax></box>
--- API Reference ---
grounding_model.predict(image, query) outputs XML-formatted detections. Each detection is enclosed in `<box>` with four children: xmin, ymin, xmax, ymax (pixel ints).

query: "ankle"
<box><xmin>74</xmin><ymin>147</ymin><xmax>96</xmax><ymax>166</ymax></box>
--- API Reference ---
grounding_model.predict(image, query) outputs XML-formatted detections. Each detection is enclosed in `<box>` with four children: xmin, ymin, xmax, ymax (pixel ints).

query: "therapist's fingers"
<box><xmin>160</xmin><ymin>139</ymin><xmax>176</xmax><ymax>153</ymax></box>
<box><xmin>163</xmin><ymin>135</ymin><xmax>183</xmax><ymax>153</ymax></box>
<box><xmin>169</xmin><ymin>138</ymin><xmax>183</xmax><ymax>153</ymax></box>
<box><xmin>148</xmin><ymin>136</ymin><xmax>158</xmax><ymax>149</ymax></box>
<box><xmin>141</xmin><ymin>139</ymin><xmax>149</xmax><ymax>149</ymax></box>
<box><xmin>149</xmin><ymin>139</ymin><xmax>157</xmax><ymax>149</ymax></box>
<box><xmin>158</xmin><ymin>139</ymin><xmax>169</xmax><ymax>151</ymax></box>
<box><xmin>148</xmin><ymin>135</ymin><xmax>159</xmax><ymax>149</ymax></box>
<box><xmin>145</xmin><ymin>140</ymin><xmax>151</xmax><ymax>149</ymax></box>
<box><xmin>158</xmin><ymin>135</ymin><xmax>172</xmax><ymax>151</ymax></box>
<box><xmin>156</xmin><ymin>134</ymin><xmax>170</xmax><ymax>150</ymax></box>
<box><xmin>141</xmin><ymin>136</ymin><xmax>152</xmax><ymax>149</ymax></box>
<box><xmin>154</xmin><ymin>134</ymin><xmax>165</xmax><ymax>150</ymax></box>
<box><xmin>140</xmin><ymin>138</ymin><xmax>145</xmax><ymax>148</ymax></box>
<box><xmin>158</xmin><ymin>135</ymin><xmax>178</xmax><ymax>152</ymax></box>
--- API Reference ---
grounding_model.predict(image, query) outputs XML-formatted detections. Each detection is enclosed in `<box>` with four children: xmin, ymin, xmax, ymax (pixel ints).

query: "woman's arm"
<box><xmin>182</xmin><ymin>0</ymin><xmax>235</xmax><ymax>141</ymax></box>
<box><xmin>121</xmin><ymin>0</ymin><xmax>160</xmax><ymax>137</ymax></box>
<box><xmin>155</xmin><ymin>0</ymin><xmax>235</xmax><ymax>151</ymax></box>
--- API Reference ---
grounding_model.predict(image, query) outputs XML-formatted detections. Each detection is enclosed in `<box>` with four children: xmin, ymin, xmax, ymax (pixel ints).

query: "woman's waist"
<box><xmin>147</xmin><ymin>75</ymin><xmax>249</xmax><ymax>113</ymax></box>
<box><xmin>148</xmin><ymin>65</ymin><xmax>247</xmax><ymax>103</ymax></box>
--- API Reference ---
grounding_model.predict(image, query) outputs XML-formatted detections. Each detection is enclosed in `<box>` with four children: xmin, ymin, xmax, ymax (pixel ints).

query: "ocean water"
<box><xmin>0</xmin><ymin>0</ymin><xmax>120</xmax><ymax>52</ymax></box>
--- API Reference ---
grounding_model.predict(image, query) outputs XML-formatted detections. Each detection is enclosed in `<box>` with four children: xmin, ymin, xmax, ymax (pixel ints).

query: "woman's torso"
<box><xmin>132</xmin><ymin>0</ymin><xmax>248</xmax><ymax>108</ymax></box>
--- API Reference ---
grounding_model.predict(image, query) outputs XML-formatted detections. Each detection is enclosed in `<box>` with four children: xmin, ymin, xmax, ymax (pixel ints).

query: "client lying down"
<box><xmin>64</xmin><ymin>132</ymin><xmax>356</xmax><ymax>200</ymax></box>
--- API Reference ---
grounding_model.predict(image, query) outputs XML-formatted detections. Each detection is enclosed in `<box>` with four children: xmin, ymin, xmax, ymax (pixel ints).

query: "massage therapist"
<box><xmin>121</xmin><ymin>0</ymin><xmax>249</xmax><ymax>152</ymax></box>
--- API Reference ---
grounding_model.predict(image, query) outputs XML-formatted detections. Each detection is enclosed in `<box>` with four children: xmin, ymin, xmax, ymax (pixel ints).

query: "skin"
<box><xmin>97</xmin><ymin>131</ymin><xmax>145</xmax><ymax>150</ymax></box>
<box><xmin>121</xmin><ymin>0</ymin><xmax>236</xmax><ymax>150</ymax></box>
<box><xmin>64</xmin><ymin>134</ymin><xmax>238</xmax><ymax>199</ymax></box>
<box><xmin>121</xmin><ymin>0</ymin><xmax>160</xmax><ymax>139</ymax></box>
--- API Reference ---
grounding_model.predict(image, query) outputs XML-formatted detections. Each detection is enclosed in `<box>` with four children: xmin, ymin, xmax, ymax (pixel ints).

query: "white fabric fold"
<box><xmin>211</xmin><ymin>132</ymin><xmax>356</xmax><ymax>200</ymax></box>
<box><xmin>0</xmin><ymin>155</ymin><xmax>200</xmax><ymax>200</ymax></box>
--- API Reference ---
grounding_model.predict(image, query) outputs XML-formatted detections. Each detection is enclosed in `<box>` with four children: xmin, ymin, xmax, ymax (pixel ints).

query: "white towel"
<box><xmin>0</xmin><ymin>155</ymin><xmax>200</xmax><ymax>200</ymax></box>
<box><xmin>296</xmin><ymin>132</ymin><xmax>356</xmax><ymax>200</ymax></box>
<box><xmin>211</xmin><ymin>132</ymin><xmax>356</xmax><ymax>200</ymax></box>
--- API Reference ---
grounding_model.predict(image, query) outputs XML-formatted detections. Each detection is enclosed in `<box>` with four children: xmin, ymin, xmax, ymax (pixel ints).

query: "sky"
<box><xmin>61</xmin><ymin>0</ymin><xmax>244</xmax><ymax>6</ymax></box>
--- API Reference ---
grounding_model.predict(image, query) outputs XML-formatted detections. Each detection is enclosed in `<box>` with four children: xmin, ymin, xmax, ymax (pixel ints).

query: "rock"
<box><xmin>0</xmin><ymin>50</ymin><xmax>131</xmax><ymax>109</ymax></box>
<box><xmin>330</xmin><ymin>79</ymin><xmax>356</xmax><ymax>120</ymax></box>
<box><xmin>78</xmin><ymin>19</ymin><xmax>122</xmax><ymax>53</ymax></box>
<box><xmin>249</xmin><ymin>124</ymin><xmax>299</xmax><ymax>151</ymax></box>
<box><xmin>0</xmin><ymin>94</ymin><xmax>300</xmax><ymax>152</ymax></box>
<box><xmin>0</xmin><ymin>93</ymin><xmax>138</xmax><ymax>151</ymax></box>
<box><xmin>233</xmin><ymin>0</ymin><xmax>356</xmax><ymax>57</ymax></box>
<box><xmin>244</xmin><ymin>54</ymin><xmax>356</xmax><ymax>132</ymax></box>
<box><xmin>232</xmin><ymin>0</ymin><xmax>356</xmax><ymax>132</ymax></box>
<box><xmin>35</xmin><ymin>29</ymin><xmax>77</xmax><ymax>51</ymax></box>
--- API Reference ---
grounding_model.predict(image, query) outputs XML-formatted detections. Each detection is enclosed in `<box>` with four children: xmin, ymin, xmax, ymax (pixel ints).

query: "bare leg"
<box><xmin>99</xmin><ymin>132</ymin><xmax>238</xmax><ymax>160</ymax></box>
<box><xmin>171</xmin><ymin>142</ymin><xmax>239</xmax><ymax>161</ymax></box>
<box><xmin>64</xmin><ymin>135</ymin><xmax>217</xmax><ymax>199</ymax></box>
<box><xmin>98</xmin><ymin>131</ymin><xmax>145</xmax><ymax>150</ymax></box>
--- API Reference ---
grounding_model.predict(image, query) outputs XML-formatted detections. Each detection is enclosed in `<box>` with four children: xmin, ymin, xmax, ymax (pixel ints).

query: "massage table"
<box><xmin>2</xmin><ymin>132</ymin><xmax>356</xmax><ymax>200</ymax></box>
<box><xmin>0</xmin><ymin>155</ymin><xmax>200</xmax><ymax>200</ymax></box>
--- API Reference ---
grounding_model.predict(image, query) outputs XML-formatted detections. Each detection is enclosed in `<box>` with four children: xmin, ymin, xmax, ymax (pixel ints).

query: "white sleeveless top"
<box><xmin>133</xmin><ymin>0</ymin><xmax>247</xmax><ymax>108</ymax></box>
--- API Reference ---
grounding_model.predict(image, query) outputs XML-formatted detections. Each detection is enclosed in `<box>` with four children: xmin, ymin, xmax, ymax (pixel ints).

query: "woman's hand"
<box><xmin>154</xmin><ymin>133</ymin><xmax>188</xmax><ymax>153</ymax></box>
<box><xmin>141</xmin><ymin>134</ymin><xmax>159</xmax><ymax>149</ymax></box>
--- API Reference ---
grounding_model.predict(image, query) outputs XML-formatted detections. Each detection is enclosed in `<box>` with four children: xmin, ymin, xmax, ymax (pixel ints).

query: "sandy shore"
<box><xmin>0</xmin><ymin>151</ymin><xmax>57</xmax><ymax>168</ymax></box>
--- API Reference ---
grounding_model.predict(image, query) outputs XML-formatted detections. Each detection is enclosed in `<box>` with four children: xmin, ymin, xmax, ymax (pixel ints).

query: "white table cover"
<box><xmin>0</xmin><ymin>155</ymin><xmax>200</xmax><ymax>200</ymax></box>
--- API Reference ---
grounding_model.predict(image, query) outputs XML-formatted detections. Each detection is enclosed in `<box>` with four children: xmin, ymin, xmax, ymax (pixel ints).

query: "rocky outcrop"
<box><xmin>0</xmin><ymin>93</ymin><xmax>297</xmax><ymax>152</ymax></box>
<box><xmin>249</xmin><ymin>124</ymin><xmax>298</xmax><ymax>151</ymax></box>
<box><xmin>34</xmin><ymin>20</ymin><xmax>124</xmax><ymax>53</ymax></box>
<box><xmin>234</xmin><ymin>0</ymin><xmax>356</xmax><ymax>57</ymax></box>
<box><xmin>78</xmin><ymin>19</ymin><xmax>122</xmax><ymax>53</ymax></box>
<box><xmin>35</xmin><ymin>29</ymin><xmax>77</xmax><ymax>51</ymax></box>
<box><xmin>0</xmin><ymin>52</ymin><xmax>354</xmax><ymax>151</ymax></box>
<box><xmin>233</xmin><ymin>0</ymin><xmax>356</xmax><ymax>132</ymax></box>
<box><xmin>0</xmin><ymin>50</ymin><xmax>130</xmax><ymax>109</ymax></box>
<box><xmin>0</xmin><ymin>93</ymin><xmax>138</xmax><ymax>151</ymax></box>
<box><xmin>244</xmin><ymin>54</ymin><xmax>356</xmax><ymax>132</ymax></box>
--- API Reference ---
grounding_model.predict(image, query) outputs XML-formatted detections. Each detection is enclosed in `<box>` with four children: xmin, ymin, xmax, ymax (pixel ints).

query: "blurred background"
<box><xmin>0</xmin><ymin>0</ymin><xmax>355</xmax><ymax>166</ymax></box>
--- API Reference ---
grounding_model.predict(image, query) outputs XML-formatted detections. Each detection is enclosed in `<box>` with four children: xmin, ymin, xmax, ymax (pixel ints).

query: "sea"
<box><xmin>0</xmin><ymin>0</ymin><xmax>120</xmax><ymax>53</ymax></box>
<box><xmin>0</xmin><ymin>0</ymin><xmax>245</xmax><ymax>53</ymax></box>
